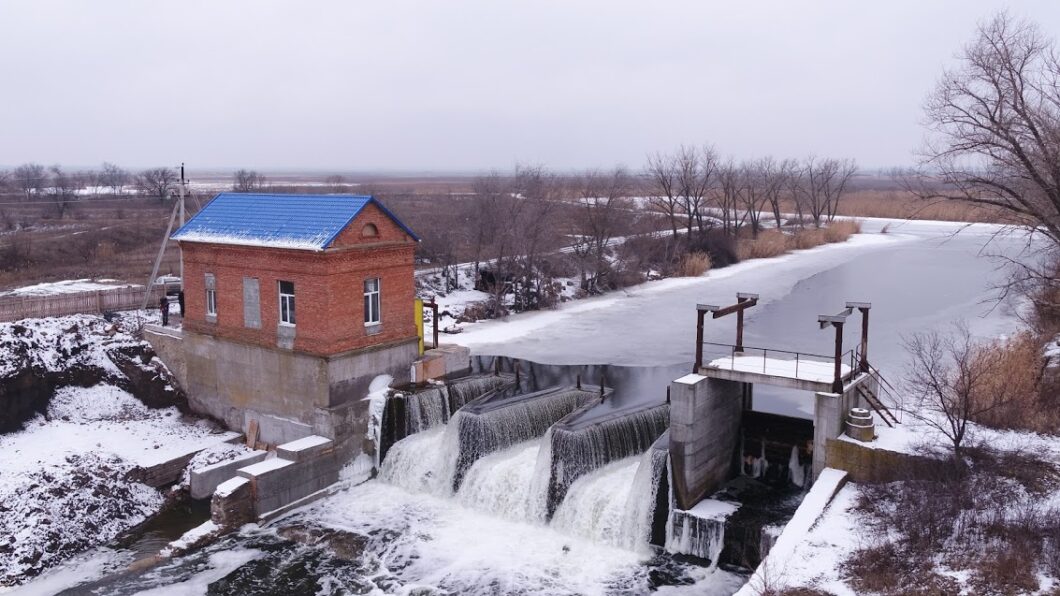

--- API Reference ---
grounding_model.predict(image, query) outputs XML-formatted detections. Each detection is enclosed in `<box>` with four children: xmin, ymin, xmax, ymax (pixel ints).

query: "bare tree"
<box><xmin>137</xmin><ymin>167</ymin><xmax>177</xmax><ymax>203</ymax></box>
<box><xmin>509</xmin><ymin>164</ymin><xmax>563</xmax><ymax>311</ymax></box>
<box><xmin>0</xmin><ymin>169</ymin><xmax>10</xmax><ymax>193</ymax></box>
<box><xmin>469</xmin><ymin>172</ymin><xmax>506</xmax><ymax>288</ymax></box>
<box><xmin>716</xmin><ymin>159</ymin><xmax>744</xmax><ymax>235</ymax></box>
<box><xmin>675</xmin><ymin>145</ymin><xmax>719</xmax><ymax>241</ymax></box>
<box><xmin>798</xmin><ymin>156</ymin><xmax>857</xmax><ymax>227</ymax></box>
<box><xmin>47</xmin><ymin>165</ymin><xmax>80</xmax><ymax>218</ymax></box>
<box><xmin>737</xmin><ymin>159</ymin><xmax>774</xmax><ymax>236</ymax></box>
<box><xmin>232</xmin><ymin>169</ymin><xmax>267</xmax><ymax>192</ymax></box>
<box><xmin>324</xmin><ymin>174</ymin><xmax>347</xmax><ymax>192</ymax></box>
<box><xmin>918</xmin><ymin>13</ymin><xmax>1060</xmax><ymax>248</ymax></box>
<box><xmin>904</xmin><ymin>324</ymin><xmax>1013</xmax><ymax>460</ymax></box>
<box><xmin>100</xmin><ymin>162</ymin><xmax>130</xmax><ymax>195</ymax></box>
<box><xmin>762</xmin><ymin>157</ymin><xmax>797</xmax><ymax>229</ymax></box>
<box><xmin>569</xmin><ymin>167</ymin><xmax>634</xmax><ymax>292</ymax></box>
<box><xmin>645</xmin><ymin>151</ymin><xmax>682</xmax><ymax>239</ymax></box>
<box><xmin>13</xmin><ymin>163</ymin><xmax>46</xmax><ymax>201</ymax></box>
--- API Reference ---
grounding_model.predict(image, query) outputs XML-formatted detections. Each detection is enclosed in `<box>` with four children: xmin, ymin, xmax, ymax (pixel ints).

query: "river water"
<box><xmin>18</xmin><ymin>220</ymin><xmax>1039</xmax><ymax>595</ymax></box>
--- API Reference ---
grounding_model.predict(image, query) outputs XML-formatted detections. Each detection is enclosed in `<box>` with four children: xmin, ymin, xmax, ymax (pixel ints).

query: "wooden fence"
<box><xmin>0</xmin><ymin>285</ymin><xmax>170</xmax><ymax>323</ymax></box>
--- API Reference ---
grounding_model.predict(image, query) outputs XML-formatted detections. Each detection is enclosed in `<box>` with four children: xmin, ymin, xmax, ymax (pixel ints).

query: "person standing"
<box><xmin>160</xmin><ymin>296</ymin><xmax>170</xmax><ymax>327</ymax></box>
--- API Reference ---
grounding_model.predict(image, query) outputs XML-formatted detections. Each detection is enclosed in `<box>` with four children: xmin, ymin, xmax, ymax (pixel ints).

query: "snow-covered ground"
<box><xmin>0</xmin><ymin>314</ymin><xmax>237</xmax><ymax>586</ymax></box>
<box><xmin>0</xmin><ymin>278</ymin><xmax>138</xmax><ymax>297</ymax></box>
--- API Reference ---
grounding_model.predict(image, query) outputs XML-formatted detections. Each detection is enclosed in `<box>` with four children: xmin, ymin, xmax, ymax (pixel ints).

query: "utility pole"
<box><xmin>177</xmin><ymin>163</ymin><xmax>188</xmax><ymax>290</ymax></box>
<box><xmin>141</xmin><ymin>163</ymin><xmax>189</xmax><ymax>311</ymax></box>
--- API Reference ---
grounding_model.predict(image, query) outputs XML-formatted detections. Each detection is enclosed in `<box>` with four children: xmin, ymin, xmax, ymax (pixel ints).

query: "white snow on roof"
<box><xmin>174</xmin><ymin>231</ymin><xmax>332</xmax><ymax>251</ymax></box>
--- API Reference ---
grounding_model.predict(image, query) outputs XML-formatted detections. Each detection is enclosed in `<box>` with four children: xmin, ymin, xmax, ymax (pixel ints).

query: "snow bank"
<box><xmin>0</xmin><ymin>278</ymin><xmax>138</xmax><ymax>297</ymax></box>
<box><xmin>735</xmin><ymin>468</ymin><xmax>849</xmax><ymax>596</ymax></box>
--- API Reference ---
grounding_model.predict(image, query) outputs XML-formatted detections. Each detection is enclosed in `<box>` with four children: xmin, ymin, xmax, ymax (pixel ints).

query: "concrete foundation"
<box><xmin>413</xmin><ymin>344</ymin><xmax>472</xmax><ymax>382</ymax></box>
<box><xmin>669</xmin><ymin>374</ymin><xmax>745</xmax><ymax>510</ymax></box>
<box><xmin>234</xmin><ymin>435</ymin><xmax>343</xmax><ymax>516</ymax></box>
<box><xmin>175</xmin><ymin>329</ymin><xmax>417</xmax><ymax>446</ymax></box>
<box><xmin>190</xmin><ymin>450</ymin><xmax>269</xmax><ymax>500</ymax></box>
<box><xmin>812</xmin><ymin>373</ymin><xmax>876</xmax><ymax>477</ymax></box>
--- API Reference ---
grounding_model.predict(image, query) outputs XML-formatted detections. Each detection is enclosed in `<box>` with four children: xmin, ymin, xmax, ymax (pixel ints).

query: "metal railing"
<box><xmin>854</xmin><ymin>348</ymin><xmax>905</xmax><ymax>423</ymax></box>
<box><xmin>698</xmin><ymin>341</ymin><xmax>856</xmax><ymax>384</ymax></box>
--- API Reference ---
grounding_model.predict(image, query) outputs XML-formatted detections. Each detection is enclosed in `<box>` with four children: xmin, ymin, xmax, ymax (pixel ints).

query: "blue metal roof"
<box><xmin>171</xmin><ymin>193</ymin><xmax>419</xmax><ymax>250</ymax></box>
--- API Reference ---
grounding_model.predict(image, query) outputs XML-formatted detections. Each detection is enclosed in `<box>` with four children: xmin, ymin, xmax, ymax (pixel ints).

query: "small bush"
<box><xmin>736</xmin><ymin>230</ymin><xmax>789</xmax><ymax>260</ymax></box>
<box><xmin>676</xmin><ymin>252</ymin><xmax>711</xmax><ymax>277</ymax></box>
<box><xmin>823</xmin><ymin>219</ymin><xmax>861</xmax><ymax>242</ymax></box>
<box><xmin>967</xmin><ymin>332</ymin><xmax>1057</xmax><ymax>433</ymax></box>
<box><xmin>790</xmin><ymin>228</ymin><xmax>827</xmax><ymax>250</ymax></box>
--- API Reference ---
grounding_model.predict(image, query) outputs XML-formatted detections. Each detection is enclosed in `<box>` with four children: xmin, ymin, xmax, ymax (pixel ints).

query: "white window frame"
<box><xmin>364</xmin><ymin>277</ymin><xmax>381</xmax><ymax>326</ymax></box>
<box><xmin>279</xmin><ymin>280</ymin><xmax>296</xmax><ymax>326</ymax></box>
<box><xmin>206</xmin><ymin>287</ymin><xmax>217</xmax><ymax>316</ymax></box>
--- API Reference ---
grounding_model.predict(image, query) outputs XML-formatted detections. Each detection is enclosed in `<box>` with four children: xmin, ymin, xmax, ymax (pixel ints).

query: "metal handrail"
<box><xmin>701</xmin><ymin>341</ymin><xmax>856</xmax><ymax>384</ymax></box>
<box><xmin>700</xmin><ymin>340</ymin><xmax>837</xmax><ymax>362</ymax></box>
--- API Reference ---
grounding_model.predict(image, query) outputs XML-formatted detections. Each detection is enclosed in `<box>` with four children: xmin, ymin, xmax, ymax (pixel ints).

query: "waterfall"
<box><xmin>447</xmin><ymin>374</ymin><xmax>514</xmax><ymax>413</ymax></box>
<box><xmin>665</xmin><ymin>500</ymin><xmax>739</xmax><ymax>566</ymax></box>
<box><xmin>378</xmin><ymin>374</ymin><xmax>515</xmax><ymax>463</ymax></box>
<box><xmin>749</xmin><ymin>439</ymin><xmax>769</xmax><ymax>478</ymax></box>
<box><xmin>545</xmin><ymin>403</ymin><xmax>669</xmax><ymax>519</ymax></box>
<box><xmin>377</xmin><ymin>426</ymin><xmax>451</xmax><ymax>495</ymax></box>
<box><xmin>549</xmin><ymin>445</ymin><xmax>667</xmax><ymax>554</ymax></box>
<box><xmin>456</xmin><ymin>439</ymin><xmax>543</xmax><ymax>522</ymax></box>
<box><xmin>788</xmin><ymin>445</ymin><xmax>807</xmax><ymax>488</ymax></box>
<box><xmin>451</xmin><ymin>387</ymin><xmax>600</xmax><ymax>491</ymax></box>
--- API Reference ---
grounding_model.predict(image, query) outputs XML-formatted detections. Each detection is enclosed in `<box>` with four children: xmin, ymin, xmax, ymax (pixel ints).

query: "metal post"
<box><xmin>429</xmin><ymin>298</ymin><xmax>440</xmax><ymax>349</ymax></box>
<box><xmin>845</xmin><ymin>302</ymin><xmax>872</xmax><ymax>374</ymax></box>
<box><xmin>736</xmin><ymin>296</ymin><xmax>746</xmax><ymax>352</ymax></box>
<box><xmin>694</xmin><ymin>308</ymin><xmax>706</xmax><ymax>373</ymax></box>
<box><xmin>576</xmin><ymin>374</ymin><xmax>582</xmax><ymax>390</ymax></box>
<box><xmin>860</xmin><ymin>308</ymin><xmax>870</xmax><ymax>373</ymax></box>
<box><xmin>832</xmin><ymin>321</ymin><xmax>844</xmax><ymax>393</ymax></box>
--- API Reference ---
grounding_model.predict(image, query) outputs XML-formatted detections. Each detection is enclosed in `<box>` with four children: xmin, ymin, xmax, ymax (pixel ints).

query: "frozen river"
<box><xmin>458</xmin><ymin>218</ymin><xmax>1035</xmax><ymax>417</ymax></box>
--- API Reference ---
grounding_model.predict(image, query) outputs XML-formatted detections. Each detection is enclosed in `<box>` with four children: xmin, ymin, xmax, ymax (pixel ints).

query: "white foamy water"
<box><xmin>377</xmin><ymin>425</ymin><xmax>458</xmax><ymax>496</ymax></box>
<box><xmin>456</xmin><ymin>439</ymin><xmax>542</xmax><ymax>521</ymax></box>
<box><xmin>309</xmin><ymin>480</ymin><xmax>745</xmax><ymax>595</ymax></box>
<box><xmin>551</xmin><ymin>456</ymin><xmax>643</xmax><ymax>550</ymax></box>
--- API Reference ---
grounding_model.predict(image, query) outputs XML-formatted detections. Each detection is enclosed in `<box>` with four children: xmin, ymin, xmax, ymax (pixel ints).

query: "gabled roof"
<box><xmin>171</xmin><ymin>192</ymin><xmax>419</xmax><ymax>251</ymax></box>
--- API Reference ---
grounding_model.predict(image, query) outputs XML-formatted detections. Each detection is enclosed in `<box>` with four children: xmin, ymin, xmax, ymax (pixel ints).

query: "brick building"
<box><xmin>167</xmin><ymin>192</ymin><xmax>422</xmax><ymax>446</ymax></box>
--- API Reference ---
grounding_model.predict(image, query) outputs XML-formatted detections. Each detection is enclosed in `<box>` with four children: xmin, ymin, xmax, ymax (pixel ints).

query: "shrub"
<box><xmin>823</xmin><ymin>219</ymin><xmax>861</xmax><ymax>242</ymax></box>
<box><xmin>687</xmin><ymin>229</ymin><xmax>739</xmax><ymax>268</ymax></box>
<box><xmin>676</xmin><ymin>252</ymin><xmax>711</xmax><ymax>277</ymax></box>
<box><xmin>736</xmin><ymin>230</ymin><xmax>789</xmax><ymax>260</ymax></box>
<box><xmin>967</xmin><ymin>332</ymin><xmax>1057</xmax><ymax>433</ymax></box>
<box><xmin>790</xmin><ymin>229</ymin><xmax>826</xmax><ymax>250</ymax></box>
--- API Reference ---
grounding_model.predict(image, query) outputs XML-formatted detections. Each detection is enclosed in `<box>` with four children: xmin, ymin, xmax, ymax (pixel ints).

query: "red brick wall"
<box><xmin>181</xmin><ymin>228</ymin><xmax>417</xmax><ymax>356</ymax></box>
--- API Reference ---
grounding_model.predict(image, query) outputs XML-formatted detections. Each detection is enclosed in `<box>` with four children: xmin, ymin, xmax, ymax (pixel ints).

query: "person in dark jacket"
<box><xmin>160</xmin><ymin>296</ymin><xmax>170</xmax><ymax>327</ymax></box>
<box><xmin>178</xmin><ymin>291</ymin><xmax>185</xmax><ymax>317</ymax></box>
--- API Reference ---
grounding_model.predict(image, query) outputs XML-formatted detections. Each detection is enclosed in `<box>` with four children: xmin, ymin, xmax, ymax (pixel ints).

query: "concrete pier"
<box><xmin>668</xmin><ymin>374</ymin><xmax>745</xmax><ymax>510</ymax></box>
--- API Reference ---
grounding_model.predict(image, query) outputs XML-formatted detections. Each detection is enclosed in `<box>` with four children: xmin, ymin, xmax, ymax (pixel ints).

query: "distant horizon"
<box><xmin>5</xmin><ymin>1</ymin><xmax>1060</xmax><ymax>171</ymax></box>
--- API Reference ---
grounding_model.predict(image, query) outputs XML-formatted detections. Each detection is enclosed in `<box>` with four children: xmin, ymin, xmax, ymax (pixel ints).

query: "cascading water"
<box><xmin>545</xmin><ymin>403</ymin><xmax>669</xmax><ymax>518</ymax></box>
<box><xmin>550</xmin><ymin>443</ymin><xmax>668</xmax><ymax>554</ymax></box>
<box><xmin>455</xmin><ymin>439</ymin><xmax>542</xmax><ymax>521</ymax></box>
<box><xmin>378</xmin><ymin>374</ymin><xmax>514</xmax><ymax>462</ymax></box>
<box><xmin>788</xmin><ymin>445</ymin><xmax>808</xmax><ymax>488</ymax></box>
<box><xmin>451</xmin><ymin>387</ymin><xmax>601</xmax><ymax>491</ymax></box>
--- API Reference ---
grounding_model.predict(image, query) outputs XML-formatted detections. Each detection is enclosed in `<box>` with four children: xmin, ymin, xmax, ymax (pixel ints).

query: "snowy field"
<box><xmin>0</xmin><ymin>278</ymin><xmax>138</xmax><ymax>297</ymax></box>
<box><xmin>0</xmin><ymin>314</ymin><xmax>237</xmax><ymax>586</ymax></box>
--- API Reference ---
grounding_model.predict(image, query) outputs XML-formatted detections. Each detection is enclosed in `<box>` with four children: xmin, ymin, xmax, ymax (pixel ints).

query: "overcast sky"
<box><xmin>2</xmin><ymin>1</ymin><xmax>1060</xmax><ymax>173</ymax></box>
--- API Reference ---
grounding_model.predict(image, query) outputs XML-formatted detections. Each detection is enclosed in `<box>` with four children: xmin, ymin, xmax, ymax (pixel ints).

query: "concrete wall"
<box><xmin>181</xmin><ymin>329</ymin><xmax>415</xmax><ymax>446</ymax></box>
<box><xmin>144</xmin><ymin>325</ymin><xmax>187</xmax><ymax>390</ymax></box>
<box><xmin>669</xmin><ymin>374</ymin><xmax>745</xmax><ymax>510</ymax></box>
<box><xmin>812</xmin><ymin>373</ymin><xmax>878</xmax><ymax>477</ymax></box>
<box><xmin>825</xmin><ymin>438</ymin><xmax>942</xmax><ymax>483</ymax></box>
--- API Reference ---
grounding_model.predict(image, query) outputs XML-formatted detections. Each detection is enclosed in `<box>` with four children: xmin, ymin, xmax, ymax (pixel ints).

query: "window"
<box><xmin>204</xmin><ymin>273</ymin><xmax>217</xmax><ymax>320</ymax></box>
<box><xmin>361</xmin><ymin>223</ymin><xmax>379</xmax><ymax>238</ymax></box>
<box><xmin>364</xmin><ymin>278</ymin><xmax>381</xmax><ymax>325</ymax></box>
<box><xmin>279</xmin><ymin>280</ymin><xmax>296</xmax><ymax>326</ymax></box>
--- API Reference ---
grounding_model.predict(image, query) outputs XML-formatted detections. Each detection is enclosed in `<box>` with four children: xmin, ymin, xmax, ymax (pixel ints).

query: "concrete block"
<box><xmin>190</xmin><ymin>450</ymin><xmax>269</xmax><ymax>500</ymax></box>
<box><xmin>276</xmin><ymin>435</ymin><xmax>333</xmax><ymax>462</ymax></box>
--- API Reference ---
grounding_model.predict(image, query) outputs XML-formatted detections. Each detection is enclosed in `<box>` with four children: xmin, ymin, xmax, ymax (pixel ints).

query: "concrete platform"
<box><xmin>703</xmin><ymin>355</ymin><xmax>852</xmax><ymax>393</ymax></box>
